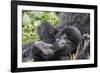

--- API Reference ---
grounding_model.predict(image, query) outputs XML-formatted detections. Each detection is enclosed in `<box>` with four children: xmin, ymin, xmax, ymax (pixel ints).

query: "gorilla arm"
<box><xmin>34</xmin><ymin>41</ymin><xmax>54</xmax><ymax>59</ymax></box>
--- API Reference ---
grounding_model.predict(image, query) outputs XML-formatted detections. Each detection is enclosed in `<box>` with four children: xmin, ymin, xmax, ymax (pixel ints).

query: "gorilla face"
<box><xmin>56</xmin><ymin>34</ymin><xmax>72</xmax><ymax>48</ymax></box>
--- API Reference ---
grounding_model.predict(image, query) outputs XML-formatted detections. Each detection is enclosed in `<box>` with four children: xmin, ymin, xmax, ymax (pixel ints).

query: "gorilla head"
<box><xmin>56</xmin><ymin>34</ymin><xmax>71</xmax><ymax>48</ymax></box>
<box><xmin>55</xmin><ymin>26</ymin><xmax>82</xmax><ymax>50</ymax></box>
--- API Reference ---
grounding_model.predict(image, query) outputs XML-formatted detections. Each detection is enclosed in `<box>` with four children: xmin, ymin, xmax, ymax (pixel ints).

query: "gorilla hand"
<box><xmin>34</xmin><ymin>41</ymin><xmax>54</xmax><ymax>59</ymax></box>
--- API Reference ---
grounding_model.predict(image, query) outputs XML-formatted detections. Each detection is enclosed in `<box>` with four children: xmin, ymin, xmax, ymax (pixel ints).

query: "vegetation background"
<box><xmin>22</xmin><ymin>11</ymin><xmax>59</xmax><ymax>44</ymax></box>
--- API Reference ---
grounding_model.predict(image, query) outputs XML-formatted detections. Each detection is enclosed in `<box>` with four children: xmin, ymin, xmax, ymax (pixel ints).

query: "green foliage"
<box><xmin>22</xmin><ymin>10</ymin><xmax>59</xmax><ymax>44</ymax></box>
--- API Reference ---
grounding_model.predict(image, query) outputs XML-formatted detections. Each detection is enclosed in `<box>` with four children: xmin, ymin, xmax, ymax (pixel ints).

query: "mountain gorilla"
<box><xmin>34</xmin><ymin>21</ymin><xmax>82</xmax><ymax>61</ymax></box>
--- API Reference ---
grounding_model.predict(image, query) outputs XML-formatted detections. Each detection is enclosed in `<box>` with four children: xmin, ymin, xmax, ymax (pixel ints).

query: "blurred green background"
<box><xmin>22</xmin><ymin>10</ymin><xmax>59</xmax><ymax>44</ymax></box>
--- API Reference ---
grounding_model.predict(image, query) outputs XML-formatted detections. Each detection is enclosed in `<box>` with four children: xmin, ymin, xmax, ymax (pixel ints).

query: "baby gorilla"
<box><xmin>55</xmin><ymin>26</ymin><xmax>82</xmax><ymax>55</ymax></box>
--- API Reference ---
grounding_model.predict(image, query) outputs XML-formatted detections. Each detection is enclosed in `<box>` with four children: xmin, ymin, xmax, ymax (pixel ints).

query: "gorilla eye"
<box><xmin>67</xmin><ymin>40</ymin><xmax>71</xmax><ymax>44</ymax></box>
<box><xmin>62</xmin><ymin>34</ymin><xmax>67</xmax><ymax>39</ymax></box>
<box><xmin>64</xmin><ymin>37</ymin><xmax>67</xmax><ymax>39</ymax></box>
<box><xmin>56</xmin><ymin>39</ymin><xmax>60</xmax><ymax>42</ymax></box>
